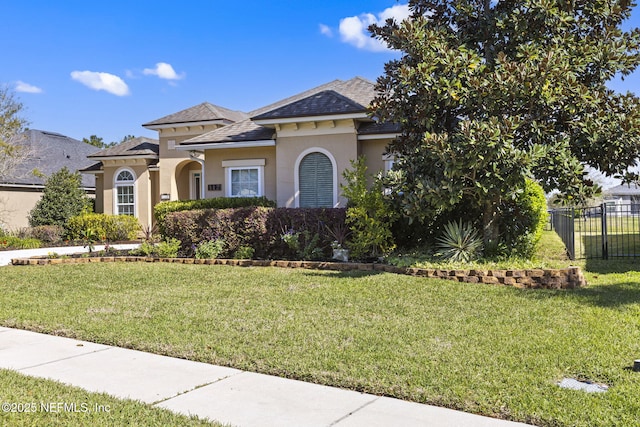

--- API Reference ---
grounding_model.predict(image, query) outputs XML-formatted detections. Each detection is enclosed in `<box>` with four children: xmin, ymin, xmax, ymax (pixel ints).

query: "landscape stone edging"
<box><xmin>10</xmin><ymin>256</ymin><xmax>587</xmax><ymax>289</ymax></box>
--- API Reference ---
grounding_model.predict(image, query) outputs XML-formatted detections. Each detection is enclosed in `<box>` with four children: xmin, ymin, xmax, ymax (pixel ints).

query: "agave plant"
<box><xmin>436</xmin><ymin>220</ymin><xmax>483</xmax><ymax>262</ymax></box>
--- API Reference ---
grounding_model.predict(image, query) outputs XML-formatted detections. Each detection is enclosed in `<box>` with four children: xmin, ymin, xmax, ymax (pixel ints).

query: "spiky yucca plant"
<box><xmin>436</xmin><ymin>220</ymin><xmax>483</xmax><ymax>262</ymax></box>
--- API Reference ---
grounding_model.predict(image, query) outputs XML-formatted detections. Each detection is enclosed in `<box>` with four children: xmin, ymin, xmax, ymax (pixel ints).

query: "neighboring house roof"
<box><xmin>88</xmin><ymin>137</ymin><xmax>159</xmax><ymax>158</ymax></box>
<box><xmin>142</xmin><ymin>102</ymin><xmax>248</xmax><ymax>127</ymax></box>
<box><xmin>2</xmin><ymin>129</ymin><xmax>100</xmax><ymax>188</ymax></box>
<box><xmin>604</xmin><ymin>184</ymin><xmax>640</xmax><ymax>197</ymax></box>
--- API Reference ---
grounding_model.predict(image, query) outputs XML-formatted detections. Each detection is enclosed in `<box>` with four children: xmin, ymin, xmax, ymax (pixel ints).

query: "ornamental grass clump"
<box><xmin>436</xmin><ymin>220</ymin><xmax>483</xmax><ymax>262</ymax></box>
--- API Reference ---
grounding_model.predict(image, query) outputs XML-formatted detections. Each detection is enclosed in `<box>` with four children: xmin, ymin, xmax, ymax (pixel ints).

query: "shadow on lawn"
<box><xmin>585</xmin><ymin>258</ymin><xmax>640</xmax><ymax>274</ymax></box>
<box><xmin>515</xmin><ymin>282</ymin><xmax>640</xmax><ymax>309</ymax></box>
<box><xmin>300</xmin><ymin>269</ymin><xmax>385</xmax><ymax>279</ymax></box>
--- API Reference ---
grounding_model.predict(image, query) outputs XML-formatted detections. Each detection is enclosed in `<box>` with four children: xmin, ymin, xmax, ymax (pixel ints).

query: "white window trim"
<box><xmin>190</xmin><ymin>170</ymin><xmax>202</xmax><ymax>200</ymax></box>
<box><xmin>293</xmin><ymin>147</ymin><xmax>338</xmax><ymax>208</ymax></box>
<box><xmin>223</xmin><ymin>159</ymin><xmax>265</xmax><ymax>197</ymax></box>
<box><xmin>113</xmin><ymin>167</ymin><xmax>136</xmax><ymax>217</ymax></box>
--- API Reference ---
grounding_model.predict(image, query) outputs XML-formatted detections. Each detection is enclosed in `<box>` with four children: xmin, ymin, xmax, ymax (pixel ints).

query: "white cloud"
<box><xmin>338</xmin><ymin>4</ymin><xmax>410</xmax><ymax>52</ymax></box>
<box><xmin>319</xmin><ymin>23</ymin><xmax>333</xmax><ymax>37</ymax></box>
<box><xmin>70</xmin><ymin>71</ymin><xmax>130</xmax><ymax>96</ymax></box>
<box><xmin>143</xmin><ymin>62</ymin><xmax>185</xmax><ymax>80</ymax></box>
<box><xmin>15</xmin><ymin>81</ymin><xmax>43</xmax><ymax>94</ymax></box>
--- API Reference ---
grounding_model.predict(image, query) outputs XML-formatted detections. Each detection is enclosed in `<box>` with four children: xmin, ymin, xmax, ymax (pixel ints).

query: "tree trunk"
<box><xmin>482</xmin><ymin>198</ymin><xmax>500</xmax><ymax>248</ymax></box>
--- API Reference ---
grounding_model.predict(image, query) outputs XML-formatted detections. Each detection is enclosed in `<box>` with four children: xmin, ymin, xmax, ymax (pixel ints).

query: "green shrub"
<box><xmin>195</xmin><ymin>239</ymin><xmax>225</xmax><ymax>259</ymax></box>
<box><xmin>156</xmin><ymin>238</ymin><xmax>181</xmax><ymax>258</ymax></box>
<box><xmin>162</xmin><ymin>207</ymin><xmax>346</xmax><ymax>259</ymax></box>
<box><xmin>134</xmin><ymin>241</ymin><xmax>156</xmax><ymax>256</ymax></box>
<box><xmin>234</xmin><ymin>246</ymin><xmax>255</xmax><ymax>259</ymax></box>
<box><xmin>29</xmin><ymin>167</ymin><xmax>92</xmax><ymax>229</ymax></box>
<box><xmin>154</xmin><ymin>196</ymin><xmax>275</xmax><ymax>236</ymax></box>
<box><xmin>497</xmin><ymin>178</ymin><xmax>549</xmax><ymax>258</ymax></box>
<box><xmin>342</xmin><ymin>157</ymin><xmax>397</xmax><ymax>259</ymax></box>
<box><xmin>66</xmin><ymin>213</ymin><xmax>140</xmax><ymax>241</ymax></box>
<box><xmin>0</xmin><ymin>236</ymin><xmax>41</xmax><ymax>249</ymax></box>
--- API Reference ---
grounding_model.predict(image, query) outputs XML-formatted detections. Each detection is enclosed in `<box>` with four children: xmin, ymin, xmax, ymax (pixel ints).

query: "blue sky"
<box><xmin>3</xmin><ymin>1</ymin><xmax>639</xmax><ymax>145</ymax></box>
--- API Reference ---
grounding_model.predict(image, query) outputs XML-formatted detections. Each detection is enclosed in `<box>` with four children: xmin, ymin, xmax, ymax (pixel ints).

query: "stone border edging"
<box><xmin>11</xmin><ymin>256</ymin><xmax>586</xmax><ymax>289</ymax></box>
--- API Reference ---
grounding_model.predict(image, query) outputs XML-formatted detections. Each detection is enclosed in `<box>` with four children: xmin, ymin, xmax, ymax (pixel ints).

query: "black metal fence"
<box><xmin>550</xmin><ymin>203</ymin><xmax>640</xmax><ymax>260</ymax></box>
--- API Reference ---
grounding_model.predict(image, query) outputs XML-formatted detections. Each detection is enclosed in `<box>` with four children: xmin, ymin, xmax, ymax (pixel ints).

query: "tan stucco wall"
<box><xmin>157</xmin><ymin>125</ymin><xmax>222</xmax><ymax>200</ymax></box>
<box><xmin>100</xmin><ymin>160</ymin><xmax>155</xmax><ymax>229</ymax></box>
<box><xmin>275</xmin><ymin>128</ymin><xmax>358</xmax><ymax>208</ymax></box>
<box><xmin>0</xmin><ymin>188</ymin><xmax>43</xmax><ymax>230</ymax></box>
<box><xmin>359</xmin><ymin>138</ymin><xmax>394</xmax><ymax>186</ymax></box>
<box><xmin>203</xmin><ymin>147</ymin><xmax>277</xmax><ymax>201</ymax></box>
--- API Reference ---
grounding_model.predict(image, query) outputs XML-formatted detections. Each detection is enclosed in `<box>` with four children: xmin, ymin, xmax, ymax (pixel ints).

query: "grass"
<box><xmin>1</xmin><ymin>231</ymin><xmax>640</xmax><ymax>426</ymax></box>
<box><xmin>0</xmin><ymin>369</ymin><xmax>220</xmax><ymax>426</ymax></box>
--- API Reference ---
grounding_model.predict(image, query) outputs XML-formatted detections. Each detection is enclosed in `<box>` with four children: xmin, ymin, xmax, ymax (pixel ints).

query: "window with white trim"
<box><xmin>223</xmin><ymin>159</ymin><xmax>265</xmax><ymax>197</ymax></box>
<box><xmin>115</xmin><ymin>169</ymin><xmax>135</xmax><ymax>216</ymax></box>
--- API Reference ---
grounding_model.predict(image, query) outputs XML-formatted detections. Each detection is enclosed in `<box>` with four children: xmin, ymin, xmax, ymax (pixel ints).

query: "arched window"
<box><xmin>115</xmin><ymin>169</ymin><xmax>135</xmax><ymax>216</ymax></box>
<box><xmin>297</xmin><ymin>151</ymin><xmax>335</xmax><ymax>208</ymax></box>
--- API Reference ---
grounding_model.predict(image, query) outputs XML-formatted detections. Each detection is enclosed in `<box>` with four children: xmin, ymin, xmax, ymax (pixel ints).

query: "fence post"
<box><xmin>601</xmin><ymin>203</ymin><xmax>609</xmax><ymax>260</ymax></box>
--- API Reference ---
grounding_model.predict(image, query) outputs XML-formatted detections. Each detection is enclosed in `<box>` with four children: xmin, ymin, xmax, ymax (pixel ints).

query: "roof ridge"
<box><xmin>248</xmin><ymin>79</ymin><xmax>344</xmax><ymax>117</ymax></box>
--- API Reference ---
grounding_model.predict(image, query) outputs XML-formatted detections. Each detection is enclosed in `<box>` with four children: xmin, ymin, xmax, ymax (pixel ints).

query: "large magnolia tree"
<box><xmin>370</xmin><ymin>0</ymin><xmax>640</xmax><ymax>244</ymax></box>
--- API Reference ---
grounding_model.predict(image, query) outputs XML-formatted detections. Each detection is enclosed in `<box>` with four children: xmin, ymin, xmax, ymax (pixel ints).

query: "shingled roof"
<box><xmin>182</xmin><ymin>77</ymin><xmax>378</xmax><ymax>145</ymax></box>
<box><xmin>143</xmin><ymin>102</ymin><xmax>248</xmax><ymax>127</ymax></box>
<box><xmin>252</xmin><ymin>90</ymin><xmax>366</xmax><ymax>121</ymax></box>
<box><xmin>2</xmin><ymin>130</ymin><xmax>100</xmax><ymax>188</ymax></box>
<box><xmin>88</xmin><ymin>137</ymin><xmax>159</xmax><ymax>158</ymax></box>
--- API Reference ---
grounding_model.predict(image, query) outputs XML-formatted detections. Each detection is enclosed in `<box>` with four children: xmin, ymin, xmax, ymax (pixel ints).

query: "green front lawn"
<box><xmin>1</xmin><ymin>238</ymin><xmax>640</xmax><ymax>426</ymax></box>
<box><xmin>0</xmin><ymin>369</ymin><xmax>219</xmax><ymax>426</ymax></box>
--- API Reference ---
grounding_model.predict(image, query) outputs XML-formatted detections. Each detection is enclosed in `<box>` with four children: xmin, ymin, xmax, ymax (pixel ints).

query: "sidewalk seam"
<box><xmin>151</xmin><ymin>371</ymin><xmax>245</xmax><ymax>405</ymax></box>
<box><xmin>18</xmin><ymin>346</ymin><xmax>114</xmax><ymax>371</ymax></box>
<box><xmin>328</xmin><ymin>395</ymin><xmax>380</xmax><ymax>426</ymax></box>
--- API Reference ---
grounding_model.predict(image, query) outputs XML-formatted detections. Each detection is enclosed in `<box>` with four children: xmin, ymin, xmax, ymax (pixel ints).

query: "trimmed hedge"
<box><xmin>163</xmin><ymin>207</ymin><xmax>346</xmax><ymax>259</ymax></box>
<box><xmin>154</xmin><ymin>196</ymin><xmax>276</xmax><ymax>235</ymax></box>
<box><xmin>66</xmin><ymin>213</ymin><xmax>140</xmax><ymax>241</ymax></box>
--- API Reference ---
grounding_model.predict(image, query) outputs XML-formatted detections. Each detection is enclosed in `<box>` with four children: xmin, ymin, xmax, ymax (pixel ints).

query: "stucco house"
<box><xmin>0</xmin><ymin>130</ymin><xmax>99</xmax><ymax>230</ymax></box>
<box><xmin>85</xmin><ymin>77</ymin><xmax>400</xmax><ymax>228</ymax></box>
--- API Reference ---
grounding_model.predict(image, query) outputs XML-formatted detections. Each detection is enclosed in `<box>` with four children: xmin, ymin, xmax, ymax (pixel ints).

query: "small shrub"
<box><xmin>0</xmin><ymin>236</ymin><xmax>42</xmax><ymax>249</ymax></box>
<box><xmin>67</xmin><ymin>213</ymin><xmax>140</xmax><ymax>242</ymax></box>
<box><xmin>436</xmin><ymin>220</ymin><xmax>483</xmax><ymax>262</ymax></box>
<box><xmin>195</xmin><ymin>239</ymin><xmax>225</xmax><ymax>259</ymax></box>
<box><xmin>30</xmin><ymin>225</ymin><xmax>64</xmax><ymax>244</ymax></box>
<box><xmin>234</xmin><ymin>246</ymin><xmax>255</xmax><ymax>259</ymax></box>
<box><xmin>134</xmin><ymin>241</ymin><xmax>156</xmax><ymax>257</ymax></box>
<box><xmin>157</xmin><ymin>238</ymin><xmax>181</xmax><ymax>258</ymax></box>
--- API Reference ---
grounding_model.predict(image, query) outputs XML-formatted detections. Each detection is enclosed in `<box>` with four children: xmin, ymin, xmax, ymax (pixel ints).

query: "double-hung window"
<box><xmin>222</xmin><ymin>159</ymin><xmax>265</xmax><ymax>197</ymax></box>
<box><xmin>115</xmin><ymin>169</ymin><xmax>135</xmax><ymax>216</ymax></box>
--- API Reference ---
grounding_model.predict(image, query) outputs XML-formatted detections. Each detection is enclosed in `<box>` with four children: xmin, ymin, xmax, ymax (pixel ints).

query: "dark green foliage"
<box><xmin>28</xmin><ymin>167</ymin><xmax>91</xmax><ymax>229</ymax></box>
<box><xmin>154</xmin><ymin>196</ymin><xmax>275</xmax><ymax>235</ymax></box>
<box><xmin>162</xmin><ymin>207</ymin><xmax>346</xmax><ymax>259</ymax></box>
<box><xmin>370</xmin><ymin>0</ymin><xmax>640</xmax><ymax>245</ymax></box>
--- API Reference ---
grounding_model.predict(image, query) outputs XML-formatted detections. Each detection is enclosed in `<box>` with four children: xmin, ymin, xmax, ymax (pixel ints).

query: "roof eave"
<box><xmin>357</xmin><ymin>132</ymin><xmax>401</xmax><ymax>141</ymax></box>
<box><xmin>175</xmin><ymin>140</ymin><xmax>276</xmax><ymax>151</ymax></box>
<box><xmin>142</xmin><ymin>119</ymin><xmax>234</xmax><ymax>130</ymax></box>
<box><xmin>86</xmin><ymin>154</ymin><xmax>159</xmax><ymax>161</ymax></box>
<box><xmin>252</xmin><ymin>112</ymin><xmax>368</xmax><ymax>126</ymax></box>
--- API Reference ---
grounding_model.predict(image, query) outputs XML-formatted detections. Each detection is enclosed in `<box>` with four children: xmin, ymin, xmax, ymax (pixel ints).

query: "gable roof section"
<box><xmin>88</xmin><ymin>137</ymin><xmax>159</xmax><ymax>159</ymax></box>
<box><xmin>179</xmin><ymin>119</ymin><xmax>274</xmax><ymax>146</ymax></box>
<box><xmin>252</xmin><ymin>90</ymin><xmax>366</xmax><ymax>121</ymax></box>
<box><xmin>604</xmin><ymin>183</ymin><xmax>640</xmax><ymax>197</ymax></box>
<box><xmin>249</xmin><ymin>76</ymin><xmax>375</xmax><ymax>119</ymax></box>
<box><xmin>142</xmin><ymin>102</ymin><xmax>248</xmax><ymax>127</ymax></box>
<box><xmin>2</xmin><ymin>130</ymin><xmax>100</xmax><ymax>188</ymax></box>
<box><xmin>181</xmin><ymin>77</ymin><xmax>378</xmax><ymax>145</ymax></box>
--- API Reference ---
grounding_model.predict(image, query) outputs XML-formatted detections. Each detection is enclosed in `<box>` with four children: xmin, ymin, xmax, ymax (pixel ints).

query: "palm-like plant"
<box><xmin>436</xmin><ymin>220</ymin><xmax>483</xmax><ymax>262</ymax></box>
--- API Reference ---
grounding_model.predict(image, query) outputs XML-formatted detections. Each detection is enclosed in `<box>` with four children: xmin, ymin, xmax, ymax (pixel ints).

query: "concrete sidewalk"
<box><xmin>0</xmin><ymin>327</ymin><xmax>533</xmax><ymax>427</ymax></box>
<box><xmin>0</xmin><ymin>244</ymin><xmax>140</xmax><ymax>266</ymax></box>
